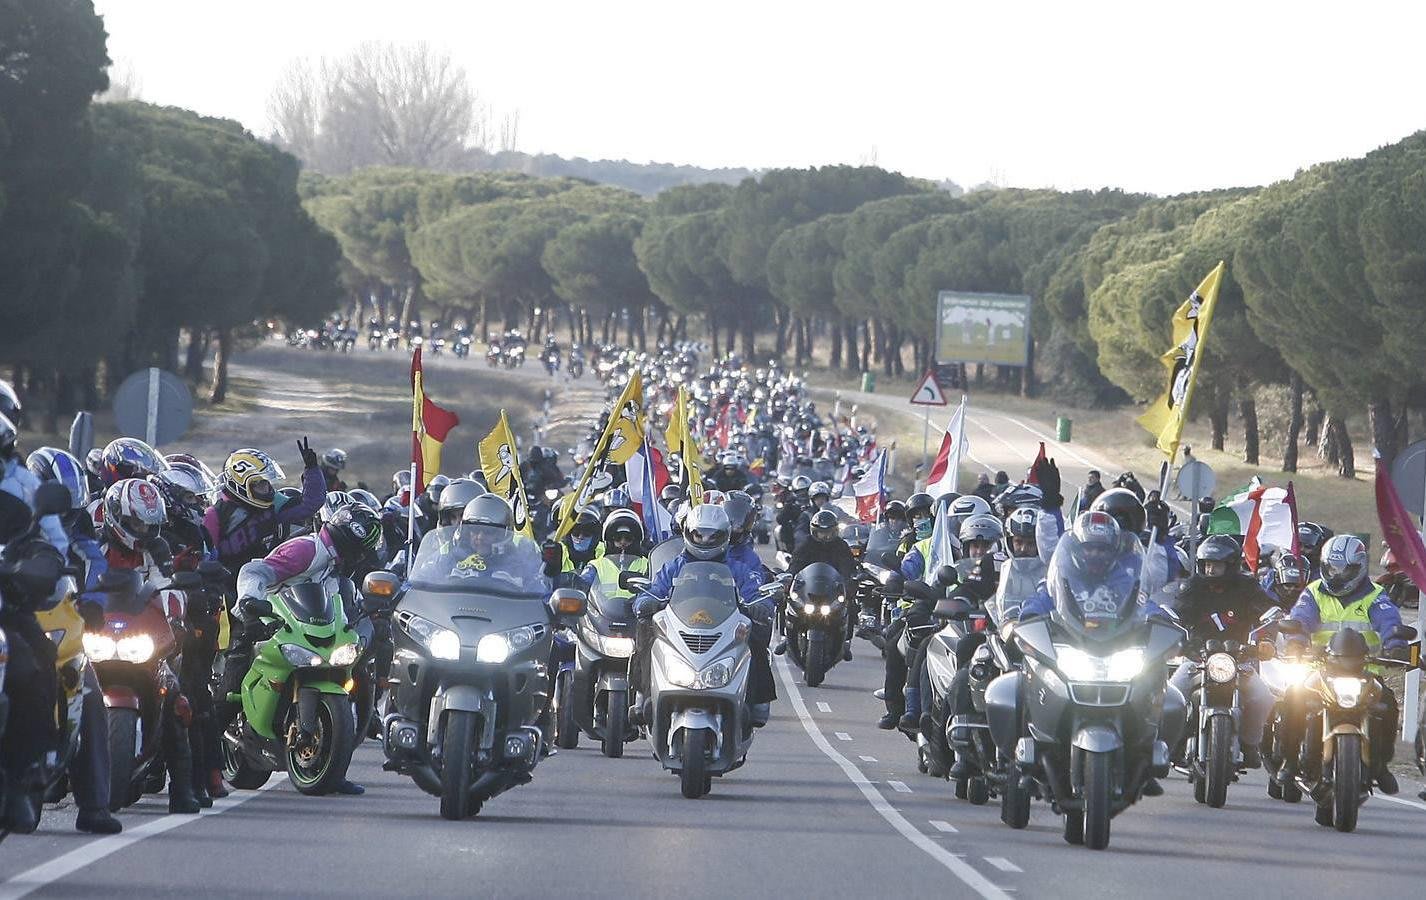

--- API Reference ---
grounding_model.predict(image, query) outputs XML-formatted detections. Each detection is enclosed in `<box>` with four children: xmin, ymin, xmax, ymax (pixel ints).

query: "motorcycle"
<box><xmin>985</xmin><ymin>540</ymin><xmax>1185</xmax><ymax>850</ymax></box>
<box><xmin>564</xmin><ymin>557</ymin><xmax>643</xmax><ymax>757</ymax></box>
<box><xmin>567</xmin><ymin>349</ymin><xmax>585</xmax><ymax>380</ymax></box>
<box><xmin>377</xmin><ymin>524</ymin><xmax>583</xmax><ymax>819</ymax></box>
<box><xmin>542</xmin><ymin>348</ymin><xmax>560</xmax><ymax>377</ymax></box>
<box><xmin>505</xmin><ymin>343</ymin><xmax>527</xmax><ymax>369</ymax></box>
<box><xmin>221</xmin><ymin>580</ymin><xmax>361</xmax><ymax>796</ymax></box>
<box><xmin>454</xmin><ymin>335</ymin><xmax>471</xmax><ymax>360</ymax></box>
<box><xmin>783</xmin><ymin>563</ymin><xmax>847</xmax><ymax>688</ymax></box>
<box><xmin>84</xmin><ymin>568</ymin><xmax>186</xmax><ymax>810</ymax></box>
<box><xmin>486</xmin><ymin>343</ymin><xmax>502</xmax><ymax>368</ymax></box>
<box><xmin>622</xmin><ymin>563</ymin><xmax>763</xmax><ymax>799</ymax></box>
<box><xmin>1276</xmin><ymin>619</ymin><xmax>1418</xmax><ymax>832</ymax></box>
<box><xmin>1172</xmin><ymin>612</ymin><xmax>1278</xmax><ymax>809</ymax></box>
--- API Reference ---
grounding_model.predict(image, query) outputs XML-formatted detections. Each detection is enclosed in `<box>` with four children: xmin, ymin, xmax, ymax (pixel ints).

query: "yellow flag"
<box><xmin>663</xmin><ymin>386</ymin><xmax>704</xmax><ymax>504</ymax></box>
<box><xmin>478</xmin><ymin>410</ymin><xmax>534</xmax><ymax>539</ymax></box>
<box><xmin>555</xmin><ymin>373</ymin><xmax>644</xmax><ymax>538</ymax></box>
<box><xmin>1136</xmin><ymin>261</ymin><xmax>1225</xmax><ymax>462</ymax></box>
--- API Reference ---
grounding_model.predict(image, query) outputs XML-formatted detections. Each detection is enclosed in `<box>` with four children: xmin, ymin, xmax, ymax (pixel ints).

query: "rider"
<box><xmin>579</xmin><ymin>510</ymin><xmax>649</xmax><ymax>589</ymax></box>
<box><xmin>1295</xmin><ymin>522</ymin><xmax>1333</xmax><ymax>582</ymax></box>
<box><xmin>1265</xmin><ymin>552</ymin><xmax>1309</xmax><ymax>608</ymax></box>
<box><xmin>1277</xmin><ymin>534</ymin><xmax>1408</xmax><ymax>794</ymax></box>
<box><xmin>777</xmin><ymin>509</ymin><xmax>858</xmax><ymax>661</ymax></box>
<box><xmin>543</xmin><ymin>508</ymin><xmax>603</xmax><ymax>579</ymax></box>
<box><xmin>203</xmin><ymin>441</ymin><xmax>326</xmax><ymax>575</ymax></box>
<box><xmin>229</xmin><ymin>503</ymin><xmax>383</xmax><ymax>796</ymax></box>
<box><xmin>319</xmin><ymin>449</ymin><xmax>349</xmax><ymax>492</ymax></box>
<box><xmin>898</xmin><ymin>492</ymin><xmax>936</xmax><ymax>578</ymax></box>
<box><xmin>636</xmin><ymin>504</ymin><xmax>773</xmax><ymax>726</ymax></box>
<box><xmin>1161</xmin><ymin>535</ymin><xmax>1276</xmax><ymax>768</ymax></box>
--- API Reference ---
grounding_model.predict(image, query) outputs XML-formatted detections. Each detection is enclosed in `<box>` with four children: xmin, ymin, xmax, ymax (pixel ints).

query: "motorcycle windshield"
<box><xmin>793</xmin><ymin>562</ymin><xmax>845</xmax><ymax>603</ymax></box>
<box><xmin>991</xmin><ymin>556</ymin><xmax>1046</xmax><ymax>625</ymax></box>
<box><xmin>407</xmin><ymin>524</ymin><xmax>553</xmax><ymax>599</ymax></box>
<box><xmin>865</xmin><ymin>526</ymin><xmax>903</xmax><ymax>569</ymax></box>
<box><xmin>589</xmin><ymin>566</ymin><xmax>635</xmax><ymax>623</ymax></box>
<box><xmin>648</xmin><ymin>537</ymin><xmax>685</xmax><ymax>574</ymax></box>
<box><xmin>667</xmin><ymin>561</ymin><xmax>739</xmax><ymax>629</ymax></box>
<box><xmin>1047</xmin><ymin>532</ymin><xmax>1146</xmax><ymax>643</ymax></box>
<box><xmin>282</xmin><ymin>582</ymin><xmax>335</xmax><ymax>625</ymax></box>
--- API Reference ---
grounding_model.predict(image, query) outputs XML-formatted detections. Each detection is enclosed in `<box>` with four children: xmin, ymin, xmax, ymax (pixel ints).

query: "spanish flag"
<box><xmin>1136</xmin><ymin>261</ymin><xmax>1224</xmax><ymax>462</ymax></box>
<box><xmin>411</xmin><ymin>346</ymin><xmax>459</xmax><ymax>494</ymax></box>
<box><xmin>555</xmin><ymin>372</ymin><xmax>644</xmax><ymax>539</ymax></box>
<box><xmin>478</xmin><ymin>410</ymin><xmax>534</xmax><ymax>538</ymax></box>
<box><xmin>663</xmin><ymin>385</ymin><xmax>704</xmax><ymax>504</ymax></box>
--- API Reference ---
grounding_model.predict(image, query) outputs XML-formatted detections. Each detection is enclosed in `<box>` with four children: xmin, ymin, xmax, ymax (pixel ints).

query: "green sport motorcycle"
<box><xmin>221</xmin><ymin>582</ymin><xmax>361</xmax><ymax>795</ymax></box>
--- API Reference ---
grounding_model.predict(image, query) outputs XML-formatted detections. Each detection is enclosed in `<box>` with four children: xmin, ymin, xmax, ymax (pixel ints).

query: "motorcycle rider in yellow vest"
<box><xmin>1278</xmin><ymin>535</ymin><xmax>1410</xmax><ymax>794</ymax></box>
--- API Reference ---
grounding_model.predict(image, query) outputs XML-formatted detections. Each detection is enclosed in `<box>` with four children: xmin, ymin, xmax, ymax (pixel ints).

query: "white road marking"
<box><xmin>888</xmin><ymin>780</ymin><xmax>913</xmax><ymax>793</ymax></box>
<box><xmin>1378</xmin><ymin>794</ymin><xmax>1426</xmax><ymax>812</ymax></box>
<box><xmin>0</xmin><ymin>777</ymin><xmax>288</xmax><ymax>899</ymax></box>
<box><xmin>859</xmin><ymin>755</ymin><xmax>878</xmax><ymax>762</ymax></box>
<box><xmin>835</xmin><ymin>732</ymin><xmax>853</xmax><ymax>741</ymax></box>
<box><xmin>930</xmin><ymin>819</ymin><xmax>959</xmax><ymax>833</ymax></box>
<box><xmin>816</xmin><ymin>701</ymin><xmax>832</xmax><ymax>713</ymax></box>
<box><xmin>985</xmin><ymin>858</ymin><xmax>1023</xmax><ymax>873</ymax></box>
<box><xmin>775</xmin><ymin>655</ymin><xmax>1010</xmax><ymax>900</ymax></box>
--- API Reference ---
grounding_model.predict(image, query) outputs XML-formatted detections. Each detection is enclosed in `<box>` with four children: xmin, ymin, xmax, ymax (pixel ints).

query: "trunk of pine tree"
<box><xmin>1283</xmin><ymin>371</ymin><xmax>1303</xmax><ymax>473</ymax></box>
<box><xmin>1021</xmin><ymin>339</ymin><xmax>1034</xmax><ymax>397</ymax></box>
<box><xmin>830</xmin><ymin>320</ymin><xmax>843</xmax><ymax>368</ymax></box>
<box><xmin>1318</xmin><ymin>415</ymin><xmax>1356</xmax><ymax>477</ymax></box>
<box><xmin>1368</xmin><ymin>395</ymin><xmax>1402</xmax><ymax>470</ymax></box>
<box><xmin>1209</xmin><ymin>387</ymin><xmax>1229</xmax><ymax>451</ymax></box>
<box><xmin>209</xmin><ymin>328</ymin><xmax>231</xmax><ymax>404</ymax></box>
<box><xmin>1239</xmin><ymin>388</ymin><xmax>1260</xmax><ymax>465</ymax></box>
<box><xmin>741</xmin><ymin>322</ymin><xmax>755</xmax><ymax>358</ymax></box>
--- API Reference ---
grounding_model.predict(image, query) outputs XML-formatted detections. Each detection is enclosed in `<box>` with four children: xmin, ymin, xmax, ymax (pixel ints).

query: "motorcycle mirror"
<box><xmin>197</xmin><ymin>559</ymin><xmax>229</xmax><ymax>581</ymax></box>
<box><xmin>33</xmin><ymin>482</ymin><xmax>72</xmax><ymax>518</ymax></box>
<box><xmin>1257</xmin><ymin>641</ymin><xmax>1276</xmax><ymax>661</ymax></box>
<box><xmin>934</xmin><ymin>565</ymin><xmax>957</xmax><ymax>589</ymax></box>
<box><xmin>362</xmin><ymin>571</ymin><xmax>400</xmax><ymax>600</ymax></box>
<box><xmin>618</xmin><ymin>572</ymin><xmax>651</xmax><ymax>594</ymax></box>
<box><xmin>1276</xmin><ymin>619</ymin><xmax>1304</xmax><ymax>636</ymax></box>
<box><xmin>549</xmin><ymin>588</ymin><xmax>586</xmax><ymax>618</ymax></box>
<box><xmin>169</xmin><ymin>571</ymin><xmax>202</xmax><ymax>591</ymax></box>
<box><xmin>932</xmin><ymin>598</ymin><xmax>973</xmax><ymax>620</ymax></box>
<box><xmin>1257</xmin><ymin>606</ymin><xmax>1284</xmax><ymax>623</ymax></box>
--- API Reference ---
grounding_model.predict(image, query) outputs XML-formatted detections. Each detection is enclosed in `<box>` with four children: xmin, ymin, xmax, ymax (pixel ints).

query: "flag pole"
<box><xmin>407</xmin><ymin>462</ymin><xmax>418</xmax><ymax>549</ymax></box>
<box><xmin>920</xmin><ymin>413</ymin><xmax>930</xmax><ymax>492</ymax></box>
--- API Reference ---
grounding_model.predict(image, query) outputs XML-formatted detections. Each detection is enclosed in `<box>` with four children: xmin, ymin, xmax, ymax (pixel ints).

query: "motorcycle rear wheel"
<box><xmin>555</xmin><ymin>673</ymin><xmax>579</xmax><ymax>750</ymax></box>
<box><xmin>1332</xmin><ymin>734</ymin><xmax>1361</xmax><ymax>833</ymax></box>
<box><xmin>1001</xmin><ymin>767</ymin><xmax>1031</xmax><ymax>829</ymax></box>
<box><xmin>222</xmin><ymin>737</ymin><xmax>273</xmax><ymax>790</ymax></box>
<box><xmin>602</xmin><ymin>690</ymin><xmax>627</xmax><ymax>759</ymax></box>
<box><xmin>967</xmin><ymin>776</ymin><xmax>990</xmax><ymax>806</ymax></box>
<box><xmin>1204</xmin><ymin>716</ymin><xmax>1233</xmax><ymax>808</ymax></box>
<box><xmin>106</xmin><ymin>708</ymin><xmax>140</xmax><ymax>811</ymax></box>
<box><xmin>439</xmin><ymin>709</ymin><xmax>480</xmax><ymax>820</ymax></box>
<box><xmin>680</xmin><ymin>729</ymin><xmax>710</xmax><ymax>799</ymax></box>
<box><xmin>1083</xmin><ymin>750</ymin><xmax>1113</xmax><ymax>850</ymax></box>
<box><xmin>1062</xmin><ymin>809</ymin><xmax>1085</xmax><ymax>845</ymax></box>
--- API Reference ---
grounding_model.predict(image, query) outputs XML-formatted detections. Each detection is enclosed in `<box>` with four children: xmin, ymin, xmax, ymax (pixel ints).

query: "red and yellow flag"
<box><xmin>411</xmin><ymin>346</ymin><xmax>459</xmax><ymax>494</ymax></box>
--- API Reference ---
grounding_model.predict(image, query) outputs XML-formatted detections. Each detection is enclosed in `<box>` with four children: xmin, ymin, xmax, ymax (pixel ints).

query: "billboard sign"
<box><xmin>935</xmin><ymin>291</ymin><xmax>1032</xmax><ymax>366</ymax></box>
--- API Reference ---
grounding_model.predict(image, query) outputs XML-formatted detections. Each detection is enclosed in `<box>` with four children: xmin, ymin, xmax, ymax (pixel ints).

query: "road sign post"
<box><xmin>1176</xmin><ymin>460</ymin><xmax>1216</xmax><ymax>563</ymax></box>
<box><xmin>112</xmin><ymin>368</ymin><xmax>193</xmax><ymax>447</ymax></box>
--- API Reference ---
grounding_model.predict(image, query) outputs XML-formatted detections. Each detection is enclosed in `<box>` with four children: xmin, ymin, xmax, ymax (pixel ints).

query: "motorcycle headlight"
<box><xmin>1205</xmin><ymin>652</ymin><xmax>1237</xmax><ymax>684</ymax></box>
<box><xmin>117</xmin><ymin>634</ymin><xmax>155</xmax><ymax>664</ymax></box>
<box><xmin>696</xmin><ymin>657</ymin><xmax>734</xmax><ymax>690</ymax></box>
<box><xmin>664</xmin><ymin>655</ymin><xmax>698</xmax><ymax>688</ymax></box>
<box><xmin>83</xmin><ymin>633</ymin><xmax>117</xmax><ymax>662</ymax></box>
<box><xmin>1329</xmin><ymin>676</ymin><xmax>1364</xmax><ymax>709</ymax></box>
<box><xmin>280</xmin><ymin>643</ymin><xmax>323</xmax><ymax>667</ymax></box>
<box><xmin>1055</xmin><ymin>645</ymin><xmax>1144</xmax><ymax>682</ymax></box>
<box><xmin>803</xmin><ymin>602</ymin><xmax>816</xmax><ymax>615</ymax></box>
<box><xmin>430</xmin><ymin>629</ymin><xmax>462</xmax><ymax>660</ymax></box>
<box><xmin>819</xmin><ymin>604</ymin><xmax>833</xmax><ymax>616</ymax></box>
<box><xmin>601</xmin><ymin>635</ymin><xmax>635</xmax><ymax>658</ymax></box>
<box><xmin>475</xmin><ymin>625</ymin><xmax>538</xmax><ymax>663</ymax></box>
<box><xmin>1055</xmin><ymin>645</ymin><xmax>1098</xmax><ymax>681</ymax></box>
<box><xmin>329</xmin><ymin>643</ymin><xmax>360</xmax><ymax>667</ymax></box>
<box><xmin>1278</xmin><ymin>661</ymin><xmax>1310</xmax><ymax>686</ymax></box>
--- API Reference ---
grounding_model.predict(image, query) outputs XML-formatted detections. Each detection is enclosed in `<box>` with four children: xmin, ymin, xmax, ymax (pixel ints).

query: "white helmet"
<box><xmin>684</xmin><ymin>504</ymin><xmax>731</xmax><ymax>561</ymax></box>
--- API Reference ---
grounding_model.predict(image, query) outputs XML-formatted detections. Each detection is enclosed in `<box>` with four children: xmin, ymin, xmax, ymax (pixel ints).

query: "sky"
<box><xmin>93</xmin><ymin>0</ymin><xmax>1426</xmax><ymax>195</ymax></box>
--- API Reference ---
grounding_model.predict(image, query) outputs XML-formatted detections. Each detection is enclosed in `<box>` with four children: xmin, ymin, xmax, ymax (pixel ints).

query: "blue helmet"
<box><xmin>27</xmin><ymin>446</ymin><xmax>88</xmax><ymax>510</ymax></box>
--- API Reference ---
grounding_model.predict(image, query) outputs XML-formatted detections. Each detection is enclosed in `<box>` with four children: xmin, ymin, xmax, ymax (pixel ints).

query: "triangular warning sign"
<box><xmin>909</xmin><ymin>370</ymin><xmax>948</xmax><ymax>406</ymax></box>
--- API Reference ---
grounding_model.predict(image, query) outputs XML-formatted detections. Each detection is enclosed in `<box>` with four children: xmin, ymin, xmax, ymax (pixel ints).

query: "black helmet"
<box><xmin>810</xmin><ymin>509</ymin><xmax>839</xmax><ymax>542</ymax></box>
<box><xmin>1296</xmin><ymin>522</ymin><xmax>1333</xmax><ymax>559</ymax></box>
<box><xmin>1091</xmin><ymin>488</ymin><xmax>1146</xmax><ymax>535</ymax></box>
<box><xmin>602</xmin><ymin>508</ymin><xmax>645</xmax><ymax>551</ymax></box>
<box><xmin>882</xmin><ymin>500</ymin><xmax>907</xmax><ymax>523</ymax></box>
<box><xmin>723</xmin><ymin>491</ymin><xmax>757</xmax><ymax>543</ymax></box>
<box><xmin>438</xmin><ymin>477</ymin><xmax>487</xmax><ymax>526</ymax></box>
<box><xmin>323</xmin><ymin>504</ymin><xmax>382</xmax><ymax>559</ymax></box>
<box><xmin>906</xmin><ymin>492</ymin><xmax>934</xmax><ymax>521</ymax></box>
<box><xmin>1195</xmin><ymin>534</ymin><xmax>1242</xmax><ymax>579</ymax></box>
<box><xmin>571</xmin><ymin>508</ymin><xmax>602</xmax><ymax>537</ymax></box>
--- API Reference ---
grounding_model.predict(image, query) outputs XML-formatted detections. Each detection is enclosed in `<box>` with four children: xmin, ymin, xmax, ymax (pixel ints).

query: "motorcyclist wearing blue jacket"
<box><xmin>633</xmin><ymin>504</ymin><xmax>774</xmax><ymax>726</ymax></box>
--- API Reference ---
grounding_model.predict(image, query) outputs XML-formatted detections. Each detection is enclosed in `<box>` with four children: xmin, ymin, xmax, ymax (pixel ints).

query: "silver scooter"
<box><xmin>624</xmin><ymin>562</ymin><xmax>766</xmax><ymax>799</ymax></box>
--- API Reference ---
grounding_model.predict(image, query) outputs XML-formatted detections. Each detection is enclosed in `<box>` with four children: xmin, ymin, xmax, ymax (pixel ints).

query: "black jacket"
<box><xmin>789</xmin><ymin>536</ymin><xmax>856</xmax><ymax>582</ymax></box>
<box><xmin>1164</xmin><ymin>573</ymin><xmax>1275</xmax><ymax>645</ymax></box>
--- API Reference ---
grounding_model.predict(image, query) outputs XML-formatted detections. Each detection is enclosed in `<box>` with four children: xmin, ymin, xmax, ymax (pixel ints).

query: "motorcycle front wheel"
<box><xmin>106</xmin><ymin>708</ymin><xmax>140</xmax><ymax>811</ymax></box>
<box><xmin>804</xmin><ymin>633</ymin><xmax>827</xmax><ymax>688</ymax></box>
<box><xmin>1082</xmin><ymin>750</ymin><xmax>1113</xmax><ymax>850</ymax></box>
<box><xmin>1204</xmin><ymin>716</ymin><xmax>1234</xmax><ymax>808</ymax></box>
<box><xmin>555</xmin><ymin>672</ymin><xmax>579</xmax><ymax>750</ymax></box>
<box><xmin>439</xmin><ymin>709</ymin><xmax>481</xmax><ymax>820</ymax></box>
<box><xmin>602</xmin><ymin>690</ymin><xmax>628</xmax><ymax>759</ymax></box>
<box><xmin>1332</xmin><ymin>734</ymin><xmax>1362</xmax><ymax>833</ymax></box>
<box><xmin>285</xmin><ymin>693</ymin><xmax>355</xmax><ymax>796</ymax></box>
<box><xmin>680</xmin><ymin>729</ymin><xmax>710</xmax><ymax>799</ymax></box>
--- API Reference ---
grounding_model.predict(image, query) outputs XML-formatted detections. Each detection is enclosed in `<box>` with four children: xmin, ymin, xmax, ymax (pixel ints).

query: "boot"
<box><xmin>1240</xmin><ymin>743</ymin><xmax>1262</xmax><ymax>770</ymax></box>
<box><xmin>164</xmin><ymin>715</ymin><xmax>201</xmax><ymax>814</ymax></box>
<box><xmin>76</xmin><ymin>808</ymin><xmax>123</xmax><ymax>834</ymax></box>
<box><xmin>947</xmin><ymin>753</ymin><xmax>973</xmax><ymax>780</ymax></box>
<box><xmin>3</xmin><ymin>787</ymin><xmax>39</xmax><ymax>834</ymax></box>
<box><xmin>877</xmin><ymin>708</ymin><xmax>902</xmax><ymax>730</ymax></box>
<box><xmin>208</xmin><ymin>769</ymin><xmax>231</xmax><ymax>800</ymax></box>
<box><xmin>751</xmin><ymin>702</ymin><xmax>770</xmax><ymax>728</ymax></box>
<box><xmin>1142</xmin><ymin>778</ymin><xmax>1164</xmax><ymax>797</ymax></box>
<box><xmin>773</xmin><ymin>638</ymin><xmax>787</xmax><ymax>656</ymax></box>
<box><xmin>1377</xmin><ymin>768</ymin><xmax>1399</xmax><ymax>795</ymax></box>
<box><xmin>897</xmin><ymin>687</ymin><xmax>921</xmax><ymax>732</ymax></box>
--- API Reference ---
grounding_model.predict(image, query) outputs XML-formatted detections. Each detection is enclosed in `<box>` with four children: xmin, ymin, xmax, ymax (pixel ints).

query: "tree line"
<box><xmin>0</xmin><ymin>0</ymin><xmax>341</xmax><ymax>425</ymax></box>
<box><xmin>4</xmin><ymin>5</ymin><xmax>1422</xmax><ymax>474</ymax></box>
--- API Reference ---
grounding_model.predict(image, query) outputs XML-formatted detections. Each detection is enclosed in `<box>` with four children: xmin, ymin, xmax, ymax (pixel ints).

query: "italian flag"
<box><xmin>1207</xmin><ymin>479</ymin><xmax>1299</xmax><ymax>570</ymax></box>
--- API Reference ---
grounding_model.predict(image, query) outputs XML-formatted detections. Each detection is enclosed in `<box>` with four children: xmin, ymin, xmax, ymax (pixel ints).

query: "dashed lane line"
<box><xmin>859</xmin><ymin>755</ymin><xmax>878</xmax><ymax>762</ymax></box>
<box><xmin>835</xmin><ymin>732</ymin><xmax>853</xmax><ymax>741</ymax></box>
<box><xmin>985</xmin><ymin>858</ymin><xmax>1023</xmax><ymax>873</ymax></box>
<box><xmin>930</xmin><ymin>820</ymin><xmax>959</xmax><ymax>833</ymax></box>
<box><xmin>816</xmin><ymin>701</ymin><xmax>832</xmax><ymax>713</ymax></box>
<box><xmin>775</xmin><ymin>654</ymin><xmax>1010</xmax><ymax>900</ymax></box>
<box><xmin>888</xmin><ymin>780</ymin><xmax>913</xmax><ymax>794</ymax></box>
<box><xmin>0</xmin><ymin>776</ymin><xmax>289</xmax><ymax>900</ymax></box>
